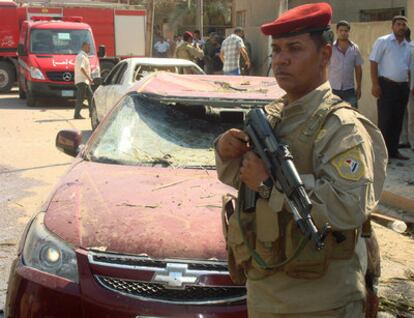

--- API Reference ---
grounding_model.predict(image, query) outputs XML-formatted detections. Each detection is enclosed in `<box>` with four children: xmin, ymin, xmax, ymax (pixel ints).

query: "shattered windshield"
<box><xmin>86</xmin><ymin>95</ymin><xmax>242</xmax><ymax>168</ymax></box>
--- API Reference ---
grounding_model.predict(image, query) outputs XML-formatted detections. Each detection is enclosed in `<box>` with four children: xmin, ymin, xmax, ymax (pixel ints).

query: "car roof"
<box><xmin>125</xmin><ymin>57</ymin><xmax>201</xmax><ymax>67</ymax></box>
<box><xmin>130</xmin><ymin>72</ymin><xmax>285</xmax><ymax>107</ymax></box>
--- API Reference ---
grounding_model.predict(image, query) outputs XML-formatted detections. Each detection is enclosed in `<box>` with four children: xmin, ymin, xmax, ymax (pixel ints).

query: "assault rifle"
<box><xmin>243</xmin><ymin>108</ymin><xmax>329</xmax><ymax>250</ymax></box>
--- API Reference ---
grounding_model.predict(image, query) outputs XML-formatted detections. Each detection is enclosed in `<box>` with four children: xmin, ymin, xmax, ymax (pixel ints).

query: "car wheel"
<box><xmin>90</xmin><ymin>99</ymin><xmax>100</xmax><ymax>130</ymax></box>
<box><xmin>26</xmin><ymin>88</ymin><xmax>36</xmax><ymax>107</ymax></box>
<box><xmin>0</xmin><ymin>61</ymin><xmax>15</xmax><ymax>93</ymax></box>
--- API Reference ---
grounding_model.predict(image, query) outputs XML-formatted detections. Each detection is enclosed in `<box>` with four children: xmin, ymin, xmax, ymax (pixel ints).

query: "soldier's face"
<box><xmin>271</xmin><ymin>33</ymin><xmax>331</xmax><ymax>98</ymax></box>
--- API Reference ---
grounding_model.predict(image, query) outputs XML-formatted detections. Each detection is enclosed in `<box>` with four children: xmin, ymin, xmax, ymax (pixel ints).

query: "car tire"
<box><xmin>0</xmin><ymin>61</ymin><xmax>15</xmax><ymax>93</ymax></box>
<box><xmin>90</xmin><ymin>99</ymin><xmax>100</xmax><ymax>130</ymax></box>
<box><xmin>18</xmin><ymin>80</ymin><xmax>26</xmax><ymax>99</ymax></box>
<box><xmin>99</xmin><ymin>61</ymin><xmax>115</xmax><ymax>80</ymax></box>
<box><xmin>26</xmin><ymin>88</ymin><xmax>36</xmax><ymax>107</ymax></box>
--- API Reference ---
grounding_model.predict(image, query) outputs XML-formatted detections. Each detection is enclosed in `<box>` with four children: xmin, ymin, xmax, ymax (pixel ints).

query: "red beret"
<box><xmin>261</xmin><ymin>3</ymin><xmax>332</xmax><ymax>38</ymax></box>
<box><xmin>184</xmin><ymin>31</ymin><xmax>193</xmax><ymax>38</ymax></box>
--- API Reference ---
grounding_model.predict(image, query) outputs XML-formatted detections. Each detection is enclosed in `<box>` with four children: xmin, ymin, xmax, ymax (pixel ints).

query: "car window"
<box><xmin>86</xmin><ymin>95</ymin><xmax>242</xmax><ymax>168</ymax></box>
<box><xmin>113</xmin><ymin>62</ymin><xmax>128</xmax><ymax>84</ymax></box>
<box><xmin>132</xmin><ymin>64</ymin><xmax>203</xmax><ymax>81</ymax></box>
<box><xmin>104</xmin><ymin>62</ymin><xmax>124</xmax><ymax>85</ymax></box>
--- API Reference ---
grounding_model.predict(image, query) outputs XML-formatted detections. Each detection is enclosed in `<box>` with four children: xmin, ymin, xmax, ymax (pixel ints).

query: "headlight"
<box><xmin>29</xmin><ymin>67</ymin><xmax>45</xmax><ymax>80</ymax></box>
<box><xmin>22</xmin><ymin>213</ymin><xmax>79</xmax><ymax>283</ymax></box>
<box><xmin>91</xmin><ymin>66</ymin><xmax>100</xmax><ymax>79</ymax></box>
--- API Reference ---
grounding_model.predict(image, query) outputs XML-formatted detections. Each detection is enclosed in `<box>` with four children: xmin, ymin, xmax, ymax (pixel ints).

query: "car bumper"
<box><xmin>5</xmin><ymin>250</ymin><xmax>247</xmax><ymax>318</ymax></box>
<box><xmin>28</xmin><ymin>81</ymin><xmax>77</xmax><ymax>99</ymax></box>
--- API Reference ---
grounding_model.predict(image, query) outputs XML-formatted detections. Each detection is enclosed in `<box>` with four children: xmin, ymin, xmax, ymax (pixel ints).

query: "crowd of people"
<box><xmin>152</xmin><ymin>27</ymin><xmax>252</xmax><ymax>76</ymax></box>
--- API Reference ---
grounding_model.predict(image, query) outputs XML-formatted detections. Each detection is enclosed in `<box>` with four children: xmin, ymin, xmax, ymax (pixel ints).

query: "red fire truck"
<box><xmin>0</xmin><ymin>0</ymin><xmax>147</xmax><ymax>99</ymax></box>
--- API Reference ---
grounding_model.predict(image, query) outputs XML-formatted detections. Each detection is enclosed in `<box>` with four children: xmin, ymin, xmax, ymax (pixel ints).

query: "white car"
<box><xmin>91</xmin><ymin>58</ymin><xmax>205</xmax><ymax>129</ymax></box>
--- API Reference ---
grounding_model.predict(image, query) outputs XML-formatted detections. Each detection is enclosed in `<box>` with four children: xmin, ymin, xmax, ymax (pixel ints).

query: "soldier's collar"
<box><xmin>281</xmin><ymin>81</ymin><xmax>331</xmax><ymax>118</ymax></box>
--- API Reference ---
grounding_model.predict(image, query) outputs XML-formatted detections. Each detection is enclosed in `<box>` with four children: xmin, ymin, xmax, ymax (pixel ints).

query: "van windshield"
<box><xmin>30</xmin><ymin>29</ymin><xmax>95</xmax><ymax>55</ymax></box>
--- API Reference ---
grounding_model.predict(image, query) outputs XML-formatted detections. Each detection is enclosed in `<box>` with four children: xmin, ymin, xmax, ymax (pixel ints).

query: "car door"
<box><xmin>93</xmin><ymin>61</ymin><xmax>127</xmax><ymax>120</ymax></box>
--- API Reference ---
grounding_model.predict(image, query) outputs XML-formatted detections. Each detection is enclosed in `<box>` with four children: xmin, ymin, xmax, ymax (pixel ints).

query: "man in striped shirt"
<box><xmin>220</xmin><ymin>28</ymin><xmax>251</xmax><ymax>75</ymax></box>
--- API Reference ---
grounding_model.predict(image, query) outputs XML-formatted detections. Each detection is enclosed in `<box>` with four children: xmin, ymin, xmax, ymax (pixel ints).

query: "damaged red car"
<box><xmin>5</xmin><ymin>72</ymin><xmax>284</xmax><ymax>317</ymax></box>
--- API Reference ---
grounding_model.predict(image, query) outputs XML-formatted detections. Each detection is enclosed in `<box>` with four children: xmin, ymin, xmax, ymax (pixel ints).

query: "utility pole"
<box><xmin>195</xmin><ymin>0</ymin><xmax>203</xmax><ymax>35</ymax></box>
<box><xmin>145</xmin><ymin>0</ymin><xmax>154</xmax><ymax>57</ymax></box>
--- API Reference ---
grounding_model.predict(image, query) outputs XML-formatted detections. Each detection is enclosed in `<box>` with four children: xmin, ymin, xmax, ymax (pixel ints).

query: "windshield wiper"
<box><xmin>182</xmin><ymin>165</ymin><xmax>216</xmax><ymax>170</ymax></box>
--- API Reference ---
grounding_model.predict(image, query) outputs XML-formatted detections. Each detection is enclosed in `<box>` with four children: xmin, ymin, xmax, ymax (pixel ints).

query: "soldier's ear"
<box><xmin>320</xmin><ymin>44</ymin><xmax>332</xmax><ymax>67</ymax></box>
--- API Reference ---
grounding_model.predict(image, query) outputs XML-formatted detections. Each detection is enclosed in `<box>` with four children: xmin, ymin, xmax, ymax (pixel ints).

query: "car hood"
<box><xmin>44</xmin><ymin>161</ymin><xmax>235</xmax><ymax>261</ymax></box>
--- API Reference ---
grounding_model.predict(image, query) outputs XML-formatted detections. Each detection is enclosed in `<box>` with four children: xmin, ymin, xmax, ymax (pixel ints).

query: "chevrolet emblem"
<box><xmin>152</xmin><ymin>263</ymin><xmax>198</xmax><ymax>289</ymax></box>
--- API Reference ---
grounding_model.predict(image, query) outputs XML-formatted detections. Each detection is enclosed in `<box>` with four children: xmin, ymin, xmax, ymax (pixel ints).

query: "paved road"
<box><xmin>0</xmin><ymin>90</ymin><xmax>91</xmax><ymax>310</ymax></box>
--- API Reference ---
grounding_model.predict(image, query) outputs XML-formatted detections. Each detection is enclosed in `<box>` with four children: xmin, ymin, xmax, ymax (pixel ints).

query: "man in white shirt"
<box><xmin>74</xmin><ymin>42</ymin><xmax>93</xmax><ymax>120</ymax></box>
<box><xmin>369</xmin><ymin>16</ymin><xmax>411</xmax><ymax>160</ymax></box>
<box><xmin>400</xmin><ymin>28</ymin><xmax>414</xmax><ymax>151</ymax></box>
<box><xmin>154</xmin><ymin>36</ymin><xmax>170</xmax><ymax>58</ymax></box>
<box><xmin>328</xmin><ymin>20</ymin><xmax>363</xmax><ymax>108</ymax></box>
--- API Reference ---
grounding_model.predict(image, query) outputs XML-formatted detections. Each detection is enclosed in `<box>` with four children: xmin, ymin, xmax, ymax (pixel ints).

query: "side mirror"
<box><xmin>56</xmin><ymin>130</ymin><xmax>82</xmax><ymax>157</ymax></box>
<box><xmin>17</xmin><ymin>44</ymin><xmax>27</xmax><ymax>56</ymax></box>
<box><xmin>98</xmin><ymin>45</ymin><xmax>106</xmax><ymax>58</ymax></box>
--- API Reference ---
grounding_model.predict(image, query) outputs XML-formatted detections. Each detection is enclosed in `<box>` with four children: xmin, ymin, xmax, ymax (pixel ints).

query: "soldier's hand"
<box><xmin>371</xmin><ymin>84</ymin><xmax>381</xmax><ymax>98</ymax></box>
<box><xmin>217</xmin><ymin>129</ymin><xmax>250</xmax><ymax>160</ymax></box>
<box><xmin>240</xmin><ymin>151</ymin><xmax>269</xmax><ymax>191</ymax></box>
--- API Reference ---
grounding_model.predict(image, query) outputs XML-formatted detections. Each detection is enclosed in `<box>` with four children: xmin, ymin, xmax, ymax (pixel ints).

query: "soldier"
<box><xmin>215</xmin><ymin>3</ymin><xmax>387</xmax><ymax>318</ymax></box>
<box><xmin>175</xmin><ymin>31</ymin><xmax>204</xmax><ymax>63</ymax></box>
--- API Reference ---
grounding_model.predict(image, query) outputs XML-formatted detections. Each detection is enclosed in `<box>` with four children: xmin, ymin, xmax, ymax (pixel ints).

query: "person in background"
<box><xmin>74</xmin><ymin>41</ymin><xmax>93</xmax><ymax>120</ymax></box>
<box><xmin>204</xmin><ymin>32</ymin><xmax>220</xmax><ymax>74</ymax></box>
<box><xmin>220</xmin><ymin>27</ymin><xmax>250</xmax><ymax>75</ymax></box>
<box><xmin>328</xmin><ymin>20</ymin><xmax>363</xmax><ymax>108</ymax></box>
<box><xmin>193</xmin><ymin>30</ymin><xmax>205</xmax><ymax>69</ymax></box>
<box><xmin>240</xmin><ymin>30</ymin><xmax>252</xmax><ymax>75</ymax></box>
<box><xmin>369</xmin><ymin>16</ymin><xmax>411</xmax><ymax>160</ymax></box>
<box><xmin>399</xmin><ymin>27</ymin><xmax>414</xmax><ymax>150</ymax></box>
<box><xmin>154</xmin><ymin>36</ymin><xmax>170</xmax><ymax>58</ymax></box>
<box><xmin>175</xmin><ymin>31</ymin><xmax>204</xmax><ymax>63</ymax></box>
<box><xmin>193</xmin><ymin>30</ymin><xmax>205</xmax><ymax>48</ymax></box>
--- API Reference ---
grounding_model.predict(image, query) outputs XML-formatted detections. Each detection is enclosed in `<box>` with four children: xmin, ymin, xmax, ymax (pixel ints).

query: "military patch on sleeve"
<box><xmin>330</xmin><ymin>147</ymin><xmax>365</xmax><ymax>181</ymax></box>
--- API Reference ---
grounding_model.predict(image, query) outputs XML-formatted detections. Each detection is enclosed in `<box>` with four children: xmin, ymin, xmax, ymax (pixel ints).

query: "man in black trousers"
<box><xmin>370</xmin><ymin>16</ymin><xmax>411</xmax><ymax>160</ymax></box>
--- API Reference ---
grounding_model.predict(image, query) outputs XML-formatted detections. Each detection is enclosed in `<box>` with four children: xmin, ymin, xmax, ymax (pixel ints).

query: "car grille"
<box><xmin>46</xmin><ymin>71</ymin><xmax>74</xmax><ymax>82</ymax></box>
<box><xmin>92</xmin><ymin>254</ymin><xmax>229</xmax><ymax>272</ymax></box>
<box><xmin>96</xmin><ymin>276</ymin><xmax>246</xmax><ymax>304</ymax></box>
<box><xmin>89</xmin><ymin>252</ymin><xmax>246</xmax><ymax>305</ymax></box>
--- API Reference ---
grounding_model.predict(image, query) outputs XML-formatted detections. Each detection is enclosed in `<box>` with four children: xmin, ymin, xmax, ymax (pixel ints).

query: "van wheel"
<box><xmin>26</xmin><ymin>89</ymin><xmax>36</xmax><ymax>107</ymax></box>
<box><xmin>0</xmin><ymin>61</ymin><xmax>15</xmax><ymax>93</ymax></box>
<box><xmin>90</xmin><ymin>99</ymin><xmax>100</xmax><ymax>130</ymax></box>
